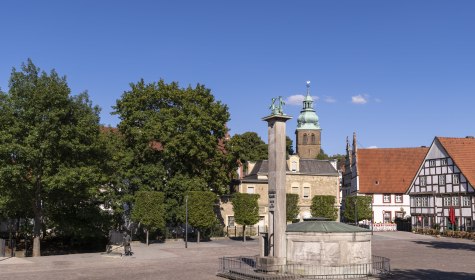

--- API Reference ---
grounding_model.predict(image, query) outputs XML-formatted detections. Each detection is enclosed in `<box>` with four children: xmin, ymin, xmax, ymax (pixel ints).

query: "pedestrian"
<box><xmin>123</xmin><ymin>231</ymin><xmax>132</xmax><ymax>256</ymax></box>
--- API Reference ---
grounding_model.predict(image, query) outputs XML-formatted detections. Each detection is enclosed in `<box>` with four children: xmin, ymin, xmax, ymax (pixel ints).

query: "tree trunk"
<box><xmin>32</xmin><ymin>213</ymin><xmax>41</xmax><ymax>257</ymax></box>
<box><xmin>197</xmin><ymin>229</ymin><xmax>200</xmax><ymax>244</ymax></box>
<box><xmin>32</xmin><ymin>176</ymin><xmax>42</xmax><ymax>257</ymax></box>
<box><xmin>243</xmin><ymin>225</ymin><xmax>246</xmax><ymax>242</ymax></box>
<box><xmin>146</xmin><ymin>229</ymin><xmax>149</xmax><ymax>246</ymax></box>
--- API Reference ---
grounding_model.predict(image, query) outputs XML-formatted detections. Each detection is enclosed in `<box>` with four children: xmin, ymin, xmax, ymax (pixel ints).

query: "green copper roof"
<box><xmin>296</xmin><ymin>83</ymin><xmax>320</xmax><ymax>130</ymax></box>
<box><xmin>286</xmin><ymin>221</ymin><xmax>371</xmax><ymax>233</ymax></box>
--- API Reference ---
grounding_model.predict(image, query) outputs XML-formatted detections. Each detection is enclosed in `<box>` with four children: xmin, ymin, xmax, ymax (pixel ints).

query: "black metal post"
<box><xmin>185</xmin><ymin>195</ymin><xmax>188</xmax><ymax>249</ymax></box>
<box><xmin>354</xmin><ymin>197</ymin><xmax>358</xmax><ymax>227</ymax></box>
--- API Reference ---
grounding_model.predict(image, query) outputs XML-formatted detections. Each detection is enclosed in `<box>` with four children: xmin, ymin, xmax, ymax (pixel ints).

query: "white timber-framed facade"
<box><xmin>406</xmin><ymin>137</ymin><xmax>475</xmax><ymax>231</ymax></box>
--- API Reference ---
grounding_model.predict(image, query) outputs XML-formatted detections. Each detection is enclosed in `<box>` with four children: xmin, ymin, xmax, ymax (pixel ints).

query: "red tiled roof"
<box><xmin>437</xmin><ymin>137</ymin><xmax>475</xmax><ymax>186</ymax></box>
<box><xmin>358</xmin><ymin>147</ymin><xmax>429</xmax><ymax>194</ymax></box>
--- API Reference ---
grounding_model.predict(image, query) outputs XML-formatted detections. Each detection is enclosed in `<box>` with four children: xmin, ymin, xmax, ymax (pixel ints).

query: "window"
<box><xmin>439</xmin><ymin>175</ymin><xmax>446</xmax><ymax>185</ymax></box>
<box><xmin>291</xmin><ymin>186</ymin><xmax>299</xmax><ymax>194</ymax></box>
<box><xmin>395</xmin><ymin>195</ymin><xmax>403</xmax><ymax>203</ymax></box>
<box><xmin>383</xmin><ymin>212</ymin><xmax>391</xmax><ymax>223</ymax></box>
<box><xmin>443</xmin><ymin>197</ymin><xmax>451</xmax><ymax>206</ymax></box>
<box><xmin>383</xmin><ymin>194</ymin><xmax>391</xmax><ymax>203</ymax></box>
<box><xmin>303</xmin><ymin>134</ymin><xmax>308</xmax><ymax>144</ymax></box>
<box><xmin>228</xmin><ymin>216</ymin><xmax>235</xmax><ymax>227</ymax></box>
<box><xmin>463</xmin><ymin>196</ymin><xmax>471</xmax><ymax>207</ymax></box>
<box><xmin>441</xmin><ymin>158</ymin><xmax>448</xmax><ymax>166</ymax></box>
<box><xmin>247</xmin><ymin>186</ymin><xmax>255</xmax><ymax>194</ymax></box>
<box><xmin>422</xmin><ymin>197</ymin><xmax>429</xmax><ymax>207</ymax></box>
<box><xmin>452</xmin><ymin>196</ymin><xmax>459</xmax><ymax>206</ymax></box>
<box><xmin>453</xmin><ymin>174</ymin><xmax>460</xmax><ymax>185</ymax></box>
<box><xmin>420</xmin><ymin>176</ymin><xmax>426</xmax><ymax>186</ymax></box>
<box><xmin>415</xmin><ymin>197</ymin><xmax>422</xmax><ymax>207</ymax></box>
<box><xmin>303</xmin><ymin>187</ymin><xmax>310</xmax><ymax>199</ymax></box>
<box><xmin>291</xmin><ymin>161</ymin><xmax>297</xmax><ymax>172</ymax></box>
<box><xmin>395</xmin><ymin>211</ymin><xmax>404</xmax><ymax>219</ymax></box>
<box><xmin>429</xmin><ymin>160</ymin><xmax>436</xmax><ymax>167</ymax></box>
<box><xmin>311</xmin><ymin>134</ymin><xmax>316</xmax><ymax>144</ymax></box>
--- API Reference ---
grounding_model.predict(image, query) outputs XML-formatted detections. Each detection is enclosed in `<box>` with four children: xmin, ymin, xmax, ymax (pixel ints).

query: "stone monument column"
<box><xmin>262</xmin><ymin>96</ymin><xmax>292</xmax><ymax>261</ymax></box>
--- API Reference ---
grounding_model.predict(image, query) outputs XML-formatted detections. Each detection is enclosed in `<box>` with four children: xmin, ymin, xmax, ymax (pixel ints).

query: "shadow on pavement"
<box><xmin>388</xmin><ymin>269</ymin><xmax>475</xmax><ymax>280</ymax></box>
<box><xmin>411</xmin><ymin>240</ymin><xmax>475</xmax><ymax>251</ymax></box>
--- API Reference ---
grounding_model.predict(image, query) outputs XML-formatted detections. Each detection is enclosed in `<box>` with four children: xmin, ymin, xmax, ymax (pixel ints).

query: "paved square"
<box><xmin>1</xmin><ymin>232</ymin><xmax>475</xmax><ymax>279</ymax></box>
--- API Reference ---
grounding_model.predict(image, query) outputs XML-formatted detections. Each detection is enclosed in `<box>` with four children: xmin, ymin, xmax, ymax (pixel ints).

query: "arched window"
<box><xmin>311</xmin><ymin>134</ymin><xmax>316</xmax><ymax>144</ymax></box>
<box><xmin>303</xmin><ymin>134</ymin><xmax>307</xmax><ymax>144</ymax></box>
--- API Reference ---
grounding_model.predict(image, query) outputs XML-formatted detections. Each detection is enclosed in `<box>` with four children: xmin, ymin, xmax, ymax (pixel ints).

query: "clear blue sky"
<box><xmin>1</xmin><ymin>1</ymin><xmax>474</xmax><ymax>155</ymax></box>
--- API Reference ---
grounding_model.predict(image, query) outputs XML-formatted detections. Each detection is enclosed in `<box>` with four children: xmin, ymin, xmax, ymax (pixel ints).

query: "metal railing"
<box><xmin>218</xmin><ymin>255</ymin><xmax>390</xmax><ymax>279</ymax></box>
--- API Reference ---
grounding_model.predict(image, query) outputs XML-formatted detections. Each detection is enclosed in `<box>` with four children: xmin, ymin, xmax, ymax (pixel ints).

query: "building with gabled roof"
<box><xmin>406</xmin><ymin>136</ymin><xmax>475</xmax><ymax>231</ymax></box>
<box><xmin>342</xmin><ymin>133</ymin><xmax>428</xmax><ymax>224</ymax></box>
<box><xmin>220</xmin><ymin>82</ymin><xmax>340</xmax><ymax>230</ymax></box>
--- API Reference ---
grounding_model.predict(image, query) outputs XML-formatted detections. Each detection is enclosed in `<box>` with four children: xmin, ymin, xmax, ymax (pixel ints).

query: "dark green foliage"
<box><xmin>0</xmin><ymin>60</ymin><xmax>107</xmax><ymax>256</ymax></box>
<box><xmin>316</xmin><ymin>148</ymin><xmax>329</xmax><ymax>160</ymax></box>
<box><xmin>286</xmin><ymin>193</ymin><xmax>300</xmax><ymax>222</ymax></box>
<box><xmin>286</xmin><ymin>136</ymin><xmax>294</xmax><ymax>156</ymax></box>
<box><xmin>229</xmin><ymin>132</ymin><xmax>268</xmax><ymax>170</ymax></box>
<box><xmin>232</xmin><ymin>193</ymin><xmax>259</xmax><ymax>241</ymax></box>
<box><xmin>113</xmin><ymin>80</ymin><xmax>237</xmax><ymax>225</ymax></box>
<box><xmin>131</xmin><ymin>191</ymin><xmax>166</xmax><ymax>231</ymax></box>
<box><xmin>310</xmin><ymin>195</ymin><xmax>338</xmax><ymax>221</ymax></box>
<box><xmin>187</xmin><ymin>191</ymin><xmax>217</xmax><ymax>242</ymax></box>
<box><xmin>344</xmin><ymin>196</ymin><xmax>372</xmax><ymax>222</ymax></box>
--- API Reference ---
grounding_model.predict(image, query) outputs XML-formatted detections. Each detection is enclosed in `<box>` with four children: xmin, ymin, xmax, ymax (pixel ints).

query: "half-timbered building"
<box><xmin>406</xmin><ymin>137</ymin><xmax>475</xmax><ymax>231</ymax></box>
<box><xmin>342</xmin><ymin>133</ymin><xmax>428</xmax><ymax>224</ymax></box>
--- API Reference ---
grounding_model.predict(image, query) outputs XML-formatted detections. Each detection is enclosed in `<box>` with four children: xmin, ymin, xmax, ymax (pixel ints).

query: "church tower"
<box><xmin>295</xmin><ymin>81</ymin><xmax>321</xmax><ymax>159</ymax></box>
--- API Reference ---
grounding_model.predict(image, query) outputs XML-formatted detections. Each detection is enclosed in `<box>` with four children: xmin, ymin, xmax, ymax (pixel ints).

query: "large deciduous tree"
<box><xmin>0</xmin><ymin>60</ymin><xmax>105</xmax><ymax>256</ymax></box>
<box><xmin>232</xmin><ymin>193</ymin><xmax>259</xmax><ymax>242</ymax></box>
<box><xmin>186</xmin><ymin>191</ymin><xmax>217</xmax><ymax>244</ymax></box>
<box><xmin>131</xmin><ymin>191</ymin><xmax>166</xmax><ymax>245</ymax></box>
<box><xmin>310</xmin><ymin>195</ymin><xmax>338</xmax><ymax>221</ymax></box>
<box><xmin>113</xmin><ymin>80</ymin><xmax>236</xmax><ymax>225</ymax></box>
<box><xmin>229</xmin><ymin>132</ymin><xmax>267</xmax><ymax>172</ymax></box>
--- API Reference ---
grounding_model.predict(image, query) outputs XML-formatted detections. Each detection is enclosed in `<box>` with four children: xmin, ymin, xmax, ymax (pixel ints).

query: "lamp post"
<box><xmin>185</xmin><ymin>195</ymin><xmax>188</xmax><ymax>249</ymax></box>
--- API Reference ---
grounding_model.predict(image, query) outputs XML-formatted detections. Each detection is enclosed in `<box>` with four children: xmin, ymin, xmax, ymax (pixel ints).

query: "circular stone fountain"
<box><xmin>286</xmin><ymin>219</ymin><xmax>372</xmax><ymax>266</ymax></box>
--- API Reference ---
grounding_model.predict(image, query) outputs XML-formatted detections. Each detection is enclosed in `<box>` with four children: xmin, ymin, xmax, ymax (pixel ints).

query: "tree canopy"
<box><xmin>131</xmin><ymin>191</ymin><xmax>166</xmax><ymax>245</ymax></box>
<box><xmin>0</xmin><ymin>60</ymin><xmax>107</xmax><ymax>256</ymax></box>
<box><xmin>229</xmin><ymin>132</ymin><xmax>268</xmax><ymax>164</ymax></box>
<box><xmin>232</xmin><ymin>193</ymin><xmax>259</xmax><ymax>241</ymax></box>
<box><xmin>187</xmin><ymin>191</ymin><xmax>217</xmax><ymax>243</ymax></box>
<box><xmin>113</xmin><ymin>80</ymin><xmax>236</xmax><ymax>225</ymax></box>
<box><xmin>310</xmin><ymin>195</ymin><xmax>338</xmax><ymax>221</ymax></box>
<box><xmin>286</xmin><ymin>193</ymin><xmax>300</xmax><ymax>222</ymax></box>
<box><xmin>344</xmin><ymin>196</ymin><xmax>372</xmax><ymax>223</ymax></box>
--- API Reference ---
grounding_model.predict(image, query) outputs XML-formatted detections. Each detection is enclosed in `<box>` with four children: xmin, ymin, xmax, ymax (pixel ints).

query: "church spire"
<box><xmin>297</xmin><ymin>81</ymin><xmax>320</xmax><ymax>130</ymax></box>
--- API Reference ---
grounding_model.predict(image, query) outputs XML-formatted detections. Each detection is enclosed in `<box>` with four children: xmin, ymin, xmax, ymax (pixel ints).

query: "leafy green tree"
<box><xmin>232</xmin><ymin>193</ymin><xmax>259</xmax><ymax>242</ymax></box>
<box><xmin>316</xmin><ymin>148</ymin><xmax>330</xmax><ymax>160</ymax></box>
<box><xmin>344</xmin><ymin>196</ymin><xmax>372</xmax><ymax>223</ymax></box>
<box><xmin>186</xmin><ymin>191</ymin><xmax>217</xmax><ymax>244</ymax></box>
<box><xmin>286</xmin><ymin>136</ymin><xmax>294</xmax><ymax>156</ymax></box>
<box><xmin>286</xmin><ymin>193</ymin><xmax>300</xmax><ymax>222</ymax></box>
<box><xmin>229</xmin><ymin>132</ymin><xmax>267</xmax><ymax>171</ymax></box>
<box><xmin>310</xmin><ymin>195</ymin><xmax>338</xmax><ymax>221</ymax></box>
<box><xmin>131</xmin><ymin>191</ymin><xmax>166</xmax><ymax>245</ymax></box>
<box><xmin>113</xmin><ymin>80</ymin><xmax>237</xmax><ymax>226</ymax></box>
<box><xmin>0</xmin><ymin>60</ymin><xmax>105</xmax><ymax>256</ymax></box>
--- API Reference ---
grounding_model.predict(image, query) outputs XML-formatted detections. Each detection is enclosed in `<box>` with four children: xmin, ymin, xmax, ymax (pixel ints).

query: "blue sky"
<box><xmin>1</xmin><ymin>1</ymin><xmax>474</xmax><ymax>155</ymax></box>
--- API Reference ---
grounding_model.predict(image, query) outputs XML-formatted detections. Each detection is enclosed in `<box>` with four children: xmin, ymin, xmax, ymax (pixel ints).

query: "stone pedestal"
<box><xmin>262</xmin><ymin>114</ymin><xmax>292</xmax><ymax>261</ymax></box>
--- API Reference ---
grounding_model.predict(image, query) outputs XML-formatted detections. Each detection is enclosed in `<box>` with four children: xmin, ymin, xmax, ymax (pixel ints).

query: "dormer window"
<box><xmin>291</xmin><ymin>161</ymin><xmax>297</xmax><ymax>172</ymax></box>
